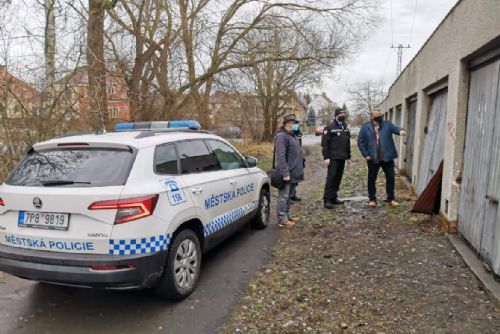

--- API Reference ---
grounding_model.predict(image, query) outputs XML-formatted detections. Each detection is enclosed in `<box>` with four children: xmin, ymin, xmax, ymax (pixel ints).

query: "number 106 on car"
<box><xmin>18</xmin><ymin>211</ymin><xmax>70</xmax><ymax>230</ymax></box>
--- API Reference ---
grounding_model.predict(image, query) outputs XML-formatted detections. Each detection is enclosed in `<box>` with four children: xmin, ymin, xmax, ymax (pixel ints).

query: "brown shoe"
<box><xmin>290</xmin><ymin>217</ymin><xmax>300</xmax><ymax>222</ymax></box>
<box><xmin>278</xmin><ymin>220</ymin><xmax>296</xmax><ymax>228</ymax></box>
<box><xmin>389</xmin><ymin>200</ymin><xmax>399</xmax><ymax>208</ymax></box>
<box><xmin>368</xmin><ymin>200</ymin><xmax>377</xmax><ymax>208</ymax></box>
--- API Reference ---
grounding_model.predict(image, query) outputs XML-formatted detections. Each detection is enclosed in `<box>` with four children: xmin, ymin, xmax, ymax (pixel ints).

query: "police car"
<box><xmin>0</xmin><ymin>121</ymin><xmax>270</xmax><ymax>299</ymax></box>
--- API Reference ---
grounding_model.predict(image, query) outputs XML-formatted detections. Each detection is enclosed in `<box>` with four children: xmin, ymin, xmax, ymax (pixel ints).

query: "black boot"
<box><xmin>324</xmin><ymin>202</ymin><xmax>334</xmax><ymax>209</ymax></box>
<box><xmin>332</xmin><ymin>198</ymin><xmax>344</xmax><ymax>205</ymax></box>
<box><xmin>291</xmin><ymin>195</ymin><xmax>302</xmax><ymax>202</ymax></box>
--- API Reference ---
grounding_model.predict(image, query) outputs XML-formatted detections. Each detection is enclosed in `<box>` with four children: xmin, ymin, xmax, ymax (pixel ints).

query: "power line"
<box><xmin>408</xmin><ymin>0</ymin><xmax>419</xmax><ymax>45</ymax></box>
<box><xmin>390</xmin><ymin>0</ymin><xmax>394</xmax><ymax>45</ymax></box>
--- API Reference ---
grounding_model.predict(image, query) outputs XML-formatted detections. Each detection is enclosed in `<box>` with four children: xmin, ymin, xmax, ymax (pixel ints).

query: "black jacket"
<box><xmin>274</xmin><ymin>127</ymin><xmax>304</xmax><ymax>183</ymax></box>
<box><xmin>321</xmin><ymin>120</ymin><xmax>351</xmax><ymax>160</ymax></box>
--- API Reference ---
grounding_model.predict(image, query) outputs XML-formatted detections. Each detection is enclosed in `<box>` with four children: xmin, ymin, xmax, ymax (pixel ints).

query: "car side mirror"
<box><xmin>245</xmin><ymin>156</ymin><xmax>258</xmax><ymax>168</ymax></box>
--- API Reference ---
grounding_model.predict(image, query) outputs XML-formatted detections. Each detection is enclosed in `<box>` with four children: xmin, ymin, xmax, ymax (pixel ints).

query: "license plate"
<box><xmin>18</xmin><ymin>211</ymin><xmax>70</xmax><ymax>231</ymax></box>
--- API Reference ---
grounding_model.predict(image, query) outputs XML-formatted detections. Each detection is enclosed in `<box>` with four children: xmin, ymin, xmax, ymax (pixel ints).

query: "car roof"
<box><xmin>33</xmin><ymin>131</ymin><xmax>225</xmax><ymax>151</ymax></box>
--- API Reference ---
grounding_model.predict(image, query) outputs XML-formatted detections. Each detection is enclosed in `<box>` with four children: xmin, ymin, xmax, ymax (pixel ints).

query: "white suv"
<box><xmin>0</xmin><ymin>121</ymin><xmax>270</xmax><ymax>299</ymax></box>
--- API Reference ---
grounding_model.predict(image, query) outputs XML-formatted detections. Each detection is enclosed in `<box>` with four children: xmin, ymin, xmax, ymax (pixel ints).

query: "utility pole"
<box><xmin>391</xmin><ymin>44</ymin><xmax>411</xmax><ymax>76</ymax></box>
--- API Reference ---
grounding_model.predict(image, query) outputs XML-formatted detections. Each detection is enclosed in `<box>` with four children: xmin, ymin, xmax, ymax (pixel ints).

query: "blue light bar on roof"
<box><xmin>114</xmin><ymin>120</ymin><xmax>201</xmax><ymax>132</ymax></box>
<box><xmin>114</xmin><ymin>122</ymin><xmax>134</xmax><ymax>131</ymax></box>
<box><xmin>168</xmin><ymin>120</ymin><xmax>201</xmax><ymax>130</ymax></box>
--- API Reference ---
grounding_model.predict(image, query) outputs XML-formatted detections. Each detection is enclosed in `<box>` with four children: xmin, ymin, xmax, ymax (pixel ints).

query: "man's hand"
<box><xmin>347</xmin><ymin>159</ymin><xmax>353</xmax><ymax>168</ymax></box>
<box><xmin>400</xmin><ymin>130</ymin><xmax>407</xmax><ymax>136</ymax></box>
<box><xmin>323</xmin><ymin>159</ymin><xmax>330</xmax><ymax>167</ymax></box>
<box><xmin>366</xmin><ymin>156</ymin><xmax>372</xmax><ymax>161</ymax></box>
<box><xmin>283</xmin><ymin>175</ymin><xmax>291</xmax><ymax>181</ymax></box>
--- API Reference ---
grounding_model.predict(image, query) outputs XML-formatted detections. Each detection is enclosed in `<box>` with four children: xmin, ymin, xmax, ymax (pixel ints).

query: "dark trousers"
<box><xmin>324</xmin><ymin>159</ymin><xmax>345</xmax><ymax>203</ymax></box>
<box><xmin>367</xmin><ymin>160</ymin><xmax>395</xmax><ymax>201</ymax></box>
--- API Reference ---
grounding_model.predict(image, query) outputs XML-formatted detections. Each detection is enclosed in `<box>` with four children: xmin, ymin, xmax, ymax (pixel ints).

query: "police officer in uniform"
<box><xmin>322</xmin><ymin>108</ymin><xmax>351</xmax><ymax>209</ymax></box>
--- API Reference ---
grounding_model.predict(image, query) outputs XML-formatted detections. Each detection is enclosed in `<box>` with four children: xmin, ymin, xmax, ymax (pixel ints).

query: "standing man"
<box><xmin>274</xmin><ymin>114</ymin><xmax>304</xmax><ymax>227</ymax></box>
<box><xmin>357</xmin><ymin>109</ymin><xmax>407</xmax><ymax>208</ymax></box>
<box><xmin>290</xmin><ymin>122</ymin><xmax>303</xmax><ymax>202</ymax></box>
<box><xmin>322</xmin><ymin>108</ymin><xmax>351</xmax><ymax>209</ymax></box>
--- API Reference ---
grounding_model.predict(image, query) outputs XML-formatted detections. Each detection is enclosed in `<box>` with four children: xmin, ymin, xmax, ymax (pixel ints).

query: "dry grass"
<box><xmin>233</xmin><ymin>141</ymin><xmax>274</xmax><ymax>172</ymax></box>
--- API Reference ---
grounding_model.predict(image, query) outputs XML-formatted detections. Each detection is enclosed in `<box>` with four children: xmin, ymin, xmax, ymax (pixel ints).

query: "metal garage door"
<box><xmin>394</xmin><ymin>105</ymin><xmax>402</xmax><ymax>166</ymax></box>
<box><xmin>405</xmin><ymin>99</ymin><xmax>417</xmax><ymax>181</ymax></box>
<box><xmin>459</xmin><ymin>59</ymin><xmax>500</xmax><ymax>275</ymax></box>
<box><xmin>416</xmin><ymin>90</ymin><xmax>447</xmax><ymax>195</ymax></box>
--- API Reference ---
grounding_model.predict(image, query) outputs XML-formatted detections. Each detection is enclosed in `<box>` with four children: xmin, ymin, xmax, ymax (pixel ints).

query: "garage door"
<box><xmin>394</xmin><ymin>105</ymin><xmax>402</xmax><ymax>166</ymax></box>
<box><xmin>459</xmin><ymin>59</ymin><xmax>500</xmax><ymax>275</ymax></box>
<box><xmin>405</xmin><ymin>99</ymin><xmax>417</xmax><ymax>181</ymax></box>
<box><xmin>416</xmin><ymin>90</ymin><xmax>447</xmax><ymax>195</ymax></box>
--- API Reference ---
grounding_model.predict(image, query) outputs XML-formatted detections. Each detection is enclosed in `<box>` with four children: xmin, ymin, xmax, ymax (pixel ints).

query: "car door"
<box><xmin>175</xmin><ymin>140</ymin><xmax>236</xmax><ymax>245</ymax></box>
<box><xmin>206</xmin><ymin>139</ymin><xmax>259</xmax><ymax>217</ymax></box>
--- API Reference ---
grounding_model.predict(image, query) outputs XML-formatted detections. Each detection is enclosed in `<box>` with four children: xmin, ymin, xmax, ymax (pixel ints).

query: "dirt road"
<box><xmin>223</xmin><ymin>145</ymin><xmax>500</xmax><ymax>334</ymax></box>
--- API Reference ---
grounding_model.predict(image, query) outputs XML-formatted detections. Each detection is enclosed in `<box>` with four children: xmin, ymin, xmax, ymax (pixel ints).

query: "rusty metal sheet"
<box><xmin>458</xmin><ymin>59</ymin><xmax>500</xmax><ymax>275</ymax></box>
<box><xmin>416</xmin><ymin>90</ymin><xmax>447</xmax><ymax>196</ymax></box>
<box><xmin>412</xmin><ymin>162</ymin><xmax>443</xmax><ymax>214</ymax></box>
<box><xmin>405</xmin><ymin>100</ymin><xmax>417</xmax><ymax>181</ymax></box>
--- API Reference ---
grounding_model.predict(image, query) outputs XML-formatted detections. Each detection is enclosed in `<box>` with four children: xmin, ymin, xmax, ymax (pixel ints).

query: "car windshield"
<box><xmin>6</xmin><ymin>147</ymin><xmax>135</xmax><ymax>187</ymax></box>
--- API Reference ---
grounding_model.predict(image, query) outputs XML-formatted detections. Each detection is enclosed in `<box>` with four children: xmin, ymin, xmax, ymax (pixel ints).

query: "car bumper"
<box><xmin>0</xmin><ymin>244</ymin><xmax>168</xmax><ymax>289</ymax></box>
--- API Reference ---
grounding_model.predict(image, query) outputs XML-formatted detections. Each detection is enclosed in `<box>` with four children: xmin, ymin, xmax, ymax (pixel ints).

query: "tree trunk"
<box><xmin>87</xmin><ymin>0</ymin><xmax>108</xmax><ymax>131</ymax></box>
<box><xmin>44</xmin><ymin>0</ymin><xmax>56</xmax><ymax>94</ymax></box>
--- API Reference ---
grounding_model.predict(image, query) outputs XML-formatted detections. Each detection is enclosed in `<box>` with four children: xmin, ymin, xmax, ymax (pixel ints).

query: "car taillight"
<box><xmin>88</xmin><ymin>194</ymin><xmax>159</xmax><ymax>224</ymax></box>
<box><xmin>0</xmin><ymin>198</ymin><xmax>4</xmax><ymax>206</ymax></box>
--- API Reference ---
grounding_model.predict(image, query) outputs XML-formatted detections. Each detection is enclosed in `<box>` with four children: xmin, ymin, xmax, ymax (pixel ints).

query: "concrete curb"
<box><xmin>448</xmin><ymin>234</ymin><xmax>500</xmax><ymax>304</ymax></box>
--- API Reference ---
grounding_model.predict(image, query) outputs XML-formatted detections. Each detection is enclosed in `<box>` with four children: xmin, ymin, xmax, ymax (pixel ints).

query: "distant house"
<box><xmin>308</xmin><ymin>92</ymin><xmax>335</xmax><ymax>125</ymax></box>
<box><xmin>208</xmin><ymin>90</ymin><xmax>307</xmax><ymax>139</ymax></box>
<box><xmin>57</xmin><ymin>67</ymin><xmax>131</xmax><ymax>122</ymax></box>
<box><xmin>281</xmin><ymin>91</ymin><xmax>307</xmax><ymax>123</ymax></box>
<box><xmin>0</xmin><ymin>65</ymin><xmax>39</xmax><ymax>119</ymax></box>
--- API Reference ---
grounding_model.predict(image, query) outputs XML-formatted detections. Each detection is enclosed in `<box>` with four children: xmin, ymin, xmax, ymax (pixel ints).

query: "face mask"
<box><xmin>337</xmin><ymin>116</ymin><xmax>345</xmax><ymax>122</ymax></box>
<box><xmin>292</xmin><ymin>124</ymin><xmax>299</xmax><ymax>131</ymax></box>
<box><xmin>373</xmin><ymin>116</ymin><xmax>383</xmax><ymax>123</ymax></box>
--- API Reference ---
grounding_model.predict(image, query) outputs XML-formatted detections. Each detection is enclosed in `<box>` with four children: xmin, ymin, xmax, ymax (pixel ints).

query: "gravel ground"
<box><xmin>222</xmin><ymin>144</ymin><xmax>500</xmax><ymax>334</ymax></box>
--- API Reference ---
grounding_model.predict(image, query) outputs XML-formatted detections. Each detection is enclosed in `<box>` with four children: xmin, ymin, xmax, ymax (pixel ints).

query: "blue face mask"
<box><xmin>292</xmin><ymin>124</ymin><xmax>299</xmax><ymax>131</ymax></box>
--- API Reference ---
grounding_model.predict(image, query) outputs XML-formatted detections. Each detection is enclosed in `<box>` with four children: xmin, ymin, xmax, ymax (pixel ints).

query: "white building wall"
<box><xmin>379</xmin><ymin>0</ymin><xmax>500</xmax><ymax>223</ymax></box>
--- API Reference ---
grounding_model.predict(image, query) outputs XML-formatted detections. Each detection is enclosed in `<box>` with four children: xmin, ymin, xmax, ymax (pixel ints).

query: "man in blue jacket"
<box><xmin>357</xmin><ymin>109</ymin><xmax>407</xmax><ymax>208</ymax></box>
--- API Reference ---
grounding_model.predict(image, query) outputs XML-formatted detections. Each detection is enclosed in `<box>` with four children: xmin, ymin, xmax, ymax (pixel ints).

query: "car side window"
<box><xmin>154</xmin><ymin>143</ymin><xmax>179</xmax><ymax>175</ymax></box>
<box><xmin>177</xmin><ymin>140</ymin><xmax>220</xmax><ymax>174</ymax></box>
<box><xmin>207</xmin><ymin>140</ymin><xmax>244</xmax><ymax>170</ymax></box>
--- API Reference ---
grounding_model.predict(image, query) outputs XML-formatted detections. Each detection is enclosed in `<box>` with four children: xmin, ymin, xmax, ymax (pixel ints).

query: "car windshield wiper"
<box><xmin>40</xmin><ymin>179</ymin><xmax>92</xmax><ymax>186</ymax></box>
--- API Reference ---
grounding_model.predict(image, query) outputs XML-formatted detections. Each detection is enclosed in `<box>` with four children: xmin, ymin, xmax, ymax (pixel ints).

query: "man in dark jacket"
<box><xmin>357</xmin><ymin>109</ymin><xmax>407</xmax><ymax>208</ymax></box>
<box><xmin>322</xmin><ymin>108</ymin><xmax>351</xmax><ymax>209</ymax></box>
<box><xmin>290</xmin><ymin>122</ymin><xmax>303</xmax><ymax>202</ymax></box>
<box><xmin>274</xmin><ymin>114</ymin><xmax>304</xmax><ymax>227</ymax></box>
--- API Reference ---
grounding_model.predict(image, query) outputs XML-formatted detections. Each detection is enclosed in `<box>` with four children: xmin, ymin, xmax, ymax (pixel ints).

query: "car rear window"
<box><xmin>154</xmin><ymin>143</ymin><xmax>178</xmax><ymax>175</ymax></box>
<box><xmin>6</xmin><ymin>148</ymin><xmax>135</xmax><ymax>187</ymax></box>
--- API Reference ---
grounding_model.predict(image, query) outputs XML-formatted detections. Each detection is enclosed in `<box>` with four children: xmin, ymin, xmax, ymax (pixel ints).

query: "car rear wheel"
<box><xmin>251</xmin><ymin>188</ymin><xmax>270</xmax><ymax>230</ymax></box>
<box><xmin>154</xmin><ymin>229</ymin><xmax>201</xmax><ymax>300</ymax></box>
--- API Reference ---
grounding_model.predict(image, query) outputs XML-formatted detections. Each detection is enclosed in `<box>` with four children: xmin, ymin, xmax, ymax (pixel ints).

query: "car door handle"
<box><xmin>191</xmin><ymin>187</ymin><xmax>203</xmax><ymax>195</ymax></box>
<box><xmin>229</xmin><ymin>179</ymin><xmax>237</xmax><ymax>186</ymax></box>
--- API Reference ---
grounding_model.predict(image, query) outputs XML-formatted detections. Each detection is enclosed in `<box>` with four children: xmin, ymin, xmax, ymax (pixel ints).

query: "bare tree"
<box><xmin>347</xmin><ymin>80</ymin><xmax>386</xmax><ymax>116</ymax></box>
<box><xmin>44</xmin><ymin>0</ymin><xmax>56</xmax><ymax>91</ymax></box>
<box><xmin>0</xmin><ymin>1</ymin><xmax>87</xmax><ymax>179</ymax></box>
<box><xmin>87</xmin><ymin>0</ymin><xmax>118</xmax><ymax>130</ymax></box>
<box><xmin>104</xmin><ymin>0</ymin><xmax>378</xmax><ymax>127</ymax></box>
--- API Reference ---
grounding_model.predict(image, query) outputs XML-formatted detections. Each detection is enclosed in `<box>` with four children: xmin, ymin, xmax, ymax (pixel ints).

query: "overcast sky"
<box><xmin>324</xmin><ymin>0</ymin><xmax>459</xmax><ymax>105</ymax></box>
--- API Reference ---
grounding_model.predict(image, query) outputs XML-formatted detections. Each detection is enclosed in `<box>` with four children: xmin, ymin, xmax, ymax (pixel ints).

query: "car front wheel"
<box><xmin>154</xmin><ymin>229</ymin><xmax>201</xmax><ymax>300</ymax></box>
<box><xmin>251</xmin><ymin>188</ymin><xmax>270</xmax><ymax>230</ymax></box>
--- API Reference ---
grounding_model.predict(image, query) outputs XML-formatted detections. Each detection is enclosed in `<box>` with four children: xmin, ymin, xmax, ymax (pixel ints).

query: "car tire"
<box><xmin>251</xmin><ymin>188</ymin><xmax>270</xmax><ymax>230</ymax></box>
<box><xmin>154</xmin><ymin>229</ymin><xmax>202</xmax><ymax>300</ymax></box>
